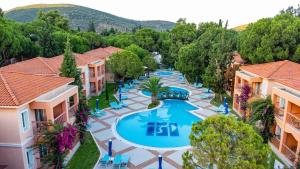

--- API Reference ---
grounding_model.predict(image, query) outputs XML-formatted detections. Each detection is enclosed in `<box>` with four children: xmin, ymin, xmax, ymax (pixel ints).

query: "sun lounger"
<box><xmin>121</xmin><ymin>154</ymin><xmax>130</xmax><ymax>167</ymax></box>
<box><xmin>121</xmin><ymin>95</ymin><xmax>128</xmax><ymax>100</ymax></box>
<box><xmin>113</xmin><ymin>154</ymin><xmax>122</xmax><ymax>168</ymax></box>
<box><xmin>193</xmin><ymin>83</ymin><xmax>203</xmax><ymax>88</ymax></box>
<box><xmin>99</xmin><ymin>154</ymin><xmax>110</xmax><ymax>167</ymax></box>
<box><xmin>203</xmin><ymin>88</ymin><xmax>211</xmax><ymax>93</ymax></box>
<box><xmin>110</xmin><ymin>102</ymin><xmax>122</xmax><ymax>109</ymax></box>
<box><xmin>90</xmin><ymin>110</ymin><xmax>106</xmax><ymax>118</ymax></box>
<box><xmin>120</xmin><ymin>101</ymin><xmax>128</xmax><ymax>107</ymax></box>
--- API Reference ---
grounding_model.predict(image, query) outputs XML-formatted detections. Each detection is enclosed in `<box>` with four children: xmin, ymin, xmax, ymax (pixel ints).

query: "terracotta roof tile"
<box><xmin>0</xmin><ymin>57</ymin><xmax>57</xmax><ymax>75</ymax></box>
<box><xmin>0</xmin><ymin>71</ymin><xmax>73</xmax><ymax>106</ymax></box>
<box><xmin>84</xmin><ymin>46</ymin><xmax>122</xmax><ymax>60</ymax></box>
<box><xmin>240</xmin><ymin>60</ymin><xmax>300</xmax><ymax>91</ymax></box>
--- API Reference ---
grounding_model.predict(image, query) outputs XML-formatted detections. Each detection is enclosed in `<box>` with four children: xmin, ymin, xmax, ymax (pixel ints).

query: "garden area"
<box><xmin>88</xmin><ymin>83</ymin><xmax>117</xmax><ymax>110</ymax></box>
<box><xmin>65</xmin><ymin>132</ymin><xmax>99</xmax><ymax>169</ymax></box>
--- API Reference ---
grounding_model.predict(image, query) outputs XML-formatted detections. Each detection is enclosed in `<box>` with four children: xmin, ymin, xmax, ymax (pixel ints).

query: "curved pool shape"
<box><xmin>156</xmin><ymin>71</ymin><xmax>173</xmax><ymax>76</ymax></box>
<box><xmin>115</xmin><ymin>100</ymin><xmax>202</xmax><ymax>148</ymax></box>
<box><xmin>141</xmin><ymin>86</ymin><xmax>189</xmax><ymax>97</ymax></box>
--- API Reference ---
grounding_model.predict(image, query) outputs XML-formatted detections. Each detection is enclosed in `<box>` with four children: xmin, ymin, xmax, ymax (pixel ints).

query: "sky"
<box><xmin>0</xmin><ymin>0</ymin><xmax>298</xmax><ymax>27</ymax></box>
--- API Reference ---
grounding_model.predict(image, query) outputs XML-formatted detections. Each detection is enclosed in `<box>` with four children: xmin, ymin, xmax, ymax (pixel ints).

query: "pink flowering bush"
<box><xmin>239</xmin><ymin>84</ymin><xmax>251</xmax><ymax>120</ymax></box>
<box><xmin>56</xmin><ymin>124</ymin><xmax>78</xmax><ymax>153</ymax></box>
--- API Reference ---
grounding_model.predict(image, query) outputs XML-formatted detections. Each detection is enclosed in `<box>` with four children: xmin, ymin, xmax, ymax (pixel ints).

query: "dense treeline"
<box><xmin>1</xmin><ymin>6</ymin><xmax>300</xmax><ymax>95</ymax></box>
<box><xmin>0</xmin><ymin>10</ymin><xmax>106</xmax><ymax>65</ymax></box>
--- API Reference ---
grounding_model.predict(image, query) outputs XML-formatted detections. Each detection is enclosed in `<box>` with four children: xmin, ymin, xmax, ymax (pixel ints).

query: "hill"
<box><xmin>4</xmin><ymin>4</ymin><xmax>175</xmax><ymax>32</ymax></box>
<box><xmin>232</xmin><ymin>24</ymin><xmax>249</xmax><ymax>32</ymax></box>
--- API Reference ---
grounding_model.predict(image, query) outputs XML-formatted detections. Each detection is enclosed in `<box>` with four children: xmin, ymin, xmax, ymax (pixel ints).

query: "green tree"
<box><xmin>125</xmin><ymin>44</ymin><xmax>150</xmax><ymax>60</ymax></box>
<box><xmin>38</xmin><ymin>10</ymin><xmax>69</xmax><ymax>30</ymax></box>
<box><xmin>134</xmin><ymin>28</ymin><xmax>159</xmax><ymax>51</ymax></box>
<box><xmin>249</xmin><ymin>96</ymin><xmax>274</xmax><ymax>143</ymax></box>
<box><xmin>140</xmin><ymin>77</ymin><xmax>168</xmax><ymax>104</ymax></box>
<box><xmin>143</xmin><ymin>55</ymin><xmax>158</xmax><ymax>71</ymax></box>
<box><xmin>183</xmin><ymin>116</ymin><xmax>270</xmax><ymax>169</ymax></box>
<box><xmin>88</xmin><ymin>22</ymin><xmax>96</xmax><ymax>32</ymax></box>
<box><xmin>166</xmin><ymin>19</ymin><xmax>197</xmax><ymax>66</ymax></box>
<box><xmin>239</xmin><ymin>13</ymin><xmax>300</xmax><ymax>64</ymax></box>
<box><xmin>107</xmin><ymin>50</ymin><xmax>144</xmax><ymax>80</ymax></box>
<box><xmin>0</xmin><ymin>8</ymin><xmax>3</xmax><ymax>18</ymax></box>
<box><xmin>105</xmin><ymin>33</ymin><xmax>135</xmax><ymax>48</ymax></box>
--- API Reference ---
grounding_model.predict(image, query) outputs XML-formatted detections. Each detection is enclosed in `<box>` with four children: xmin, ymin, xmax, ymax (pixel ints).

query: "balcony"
<box><xmin>54</xmin><ymin>112</ymin><xmax>67</xmax><ymax>125</ymax></box>
<box><xmin>274</xmin><ymin>107</ymin><xmax>284</xmax><ymax>121</ymax></box>
<box><xmin>281</xmin><ymin>144</ymin><xmax>296</xmax><ymax>162</ymax></box>
<box><xmin>286</xmin><ymin>112</ymin><xmax>300</xmax><ymax>130</ymax></box>
<box><xmin>68</xmin><ymin>103</ymin><xmax>78</xmax><ymax>119</ymax></box>
<box><xmin>270</xmin><ymin>137</ymin><xmax>280</xmax><ymax>149</ymax></box>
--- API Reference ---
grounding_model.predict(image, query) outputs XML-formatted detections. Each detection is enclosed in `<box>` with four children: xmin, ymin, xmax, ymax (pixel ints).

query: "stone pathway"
<box><xmin>90</xmin><ymin>70</ymin><xmax>222</xmax><ymax>169</ymax></box>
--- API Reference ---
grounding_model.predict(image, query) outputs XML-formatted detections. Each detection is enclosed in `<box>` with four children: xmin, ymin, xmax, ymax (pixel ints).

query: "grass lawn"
<box><xmin>88</xmin><ymin>83</ymin><xmax>117</xmax><ymax>110</ymax></box>
<box><xmin>65</xmin><ymin>132</ymin><xmax>99</xmax><ymax>169</ymax></box>
<box><xmin>210</xmin><ymin>93</ymin><xmax>241</xmax><ymax>118</ymax></box>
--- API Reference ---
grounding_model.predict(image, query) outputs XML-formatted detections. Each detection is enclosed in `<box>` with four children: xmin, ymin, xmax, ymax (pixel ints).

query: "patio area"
<box><xmin>89</xmin><ymin>70</ymin><xmax>222</xmax><ymax>169</ymax></box>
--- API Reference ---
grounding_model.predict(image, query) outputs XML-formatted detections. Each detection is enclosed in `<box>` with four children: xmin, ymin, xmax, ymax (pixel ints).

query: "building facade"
<box><xmin>0</xmin><ymin>46</ymin><xmax>121</xmax><ymax>168</ymax></box>
<box><xmin>232</xmin><ymin>60</ymin><xmax>300</xmax><ymax>166</ymax></box>
<box><xmin>0</xmin><ymin>71</ymin><xmax>79</xmax><ymax>169</ymax></box>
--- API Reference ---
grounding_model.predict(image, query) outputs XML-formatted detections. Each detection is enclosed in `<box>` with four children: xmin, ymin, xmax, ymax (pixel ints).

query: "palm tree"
<box><xmin>249</xmin><ymin>96</ymin><xmax>274</xmax><ymax>143</ymax></box>
<box><xmin>140</xmin><ymin>77</ymin><xmax>168</xmax><ymax>104</ymax></box>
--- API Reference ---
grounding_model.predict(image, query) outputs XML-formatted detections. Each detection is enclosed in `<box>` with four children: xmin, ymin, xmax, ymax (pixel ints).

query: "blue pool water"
<box><xmin>116</xmin><ymin>100</ymin><xmax>202</xmax><ymax>148</ymax></box>
<box><xmin>156</xmin><ymin>71</ymin><xmax>173</xmax><ymax>76</ymax></box>
<box><xmin>141</xmin><ymin>86</ymin><xmax>189</xmax><ymax>97</ymax></box>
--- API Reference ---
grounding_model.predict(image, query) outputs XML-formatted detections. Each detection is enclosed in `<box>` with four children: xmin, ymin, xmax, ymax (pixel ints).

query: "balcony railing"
<box><xmin>69</xmin><ymin>104</ymin><xmax>78</xmax><ymax>119</ymax></box>
<box><xmin>281</xmin><ymin>144</ymin><xmax>296</xmax><ymax>162</ymax></box>
<box><xmin>286</xmin><ymin>112</ymin><xmax>300</xmax><ymax>129</ymax></box>
<box><xmin>32</xmin><ymin>121</ymin><xmax>51</xmax><ymax>135</ymax></box>
<box><xmin>270</xmin><ymin>137</ymin><xmax>280</xmax><ymax>149</ymax></box>
<box><xmin>274</xmin><ymin>108</ymin><xmax>284</xmax><ymax>120</ymax></box>
<box><xmin>54</xmin><ymin>112</ymin><xmax>67</xmax><ymax>125</ymax></box>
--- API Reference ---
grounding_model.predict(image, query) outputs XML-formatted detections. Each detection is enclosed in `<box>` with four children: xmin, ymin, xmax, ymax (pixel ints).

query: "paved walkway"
<box><xmin>90</xmin><ymin>70</ymin><xmax>221</xmax><ymax>169</ymax></box>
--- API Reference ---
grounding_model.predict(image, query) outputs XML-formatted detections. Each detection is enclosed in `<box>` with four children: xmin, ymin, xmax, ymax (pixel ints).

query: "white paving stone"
<box><xmin>128</xmin><ymin>103</ymin><xmax>146</xmax><ymax>110</ymax></box>
<box><xmin>111</xmin><ymin>139</ymin><xmax>132</xmax><ymax>152</ymax></box>
<box><xmin>89</xmin><ymin>122</ymin><xmax>106</xmax><ymax>132</ymax></box>
<box><xmin>103</xmin><ymin>117</ymin><xmax>117</xmax><ymax>125</ymax></box>
<box><xmin>125</xmin><ymin>148</ymin><xmax>155</xmax><ymax>166</ymax></box>
<box><xmin>131</xmin><ymin>96</ymin><xmax>149</xmax><ymax>102</ymax></box>
<box><xmin>123</xmin><ymin>99</ymin><xmax>135</xmax><ymax>105</ymax></box>
<box><xmin>110</xmin><ymin>107</ymin><xmax>131</xmax><ymax>114</ymax></box>
<box><xmin>144</xmin><ymin>159</ymin><xmax>177</xmax><ymax>169</ymax></box>
<box><xmin>94</xmin><ymin>129</ymin><xmax>114</xmax><ymax>141</ymax></box>
<box><xmin>167</xmin><ymin>150</ymin><xmax>186</xmax><ymax>166</ymax></box>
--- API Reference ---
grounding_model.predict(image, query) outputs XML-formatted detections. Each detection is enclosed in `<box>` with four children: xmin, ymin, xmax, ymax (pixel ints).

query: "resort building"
<box><xmin>0</xmin><ymin>71</ymin><xmax>79</xmax><ymax>169</ymax></box>
<box><xmin>84</xmin><ymin>46</ymin><xmax>123</xmax><ymax>82</ymax></box>
<box><xmin>0</xmin><ymin>46</ymin><xmax>122</xmax><ymax>98</ymax></box>
<box><xmin>232</xmin><ymin>60</ymin><xmax>300</xmax><ymax>166</ymax></box>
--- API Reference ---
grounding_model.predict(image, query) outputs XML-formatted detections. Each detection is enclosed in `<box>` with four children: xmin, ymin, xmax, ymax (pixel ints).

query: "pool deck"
<box><xmin>90</xmin><ymin>71</ymin><xmax>222</xmax><ymax>169</ymax></box>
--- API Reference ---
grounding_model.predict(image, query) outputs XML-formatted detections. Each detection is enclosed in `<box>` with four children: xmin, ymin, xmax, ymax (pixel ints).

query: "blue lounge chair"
<box><xmin>124</xmin><ymin>84</ymin><xmax>134</xmax><ymax>89</ymax></box>
<box><xmin>194</xmin><ymin>83</ymin><xmax>203</xmax><ymax>88</ymax></box>
<box><xmin>121</xmin><ymin>88</ymin><xmax>129</xmax><ymax>93</ymax></box>
<box><xmin>133</xmin><ymin>79</ymin><xmax>141</xmax><ymax>85</ymax></box>
<box><xmin>121</xmin><ymin>154</ymin><xmax>129</xmax><ymax>167</ymax></box>
<box><xmin>121</xmin><ymin>95</ymin><xmax>128</xmax><ymax>100</ymax></box>
<box><xmin>110</xmin><ymin>102</ymin><xmax>122</xmax><ymax>109</ymax></box>
<box><xmin>113</xmin><ymin>154</ymin><xmax>122</xmax><ymax>168</ymax></box>
<box><xmin>120</xmin><ymin>101</ymin><xmax>128</xmax><ymax>107</ymax></box>
<box><xmin>99</xmin><ymin>154</ymin><xmax>110</xmax><ymax>167</ymax></box>
<box><xmin>203</xmin><ymin>88</ymin><xmax>211</xmax><ymax>93</ymax></box>
<box><xmin>180</xmin><ymin>79</ymin><xmax>185</xmax><ymax>84</ymax></box>
<box><xmin>90</xmin><ymin>110</ymin><xmax>106</xmax><ymax>118</ymax></box>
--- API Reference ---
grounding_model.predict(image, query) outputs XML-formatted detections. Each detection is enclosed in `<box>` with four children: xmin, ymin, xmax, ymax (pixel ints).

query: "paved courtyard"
<box><xmin>90</xmin><ymin>70</ymin><xmax>222</xmax><ymax>169</ymax></box>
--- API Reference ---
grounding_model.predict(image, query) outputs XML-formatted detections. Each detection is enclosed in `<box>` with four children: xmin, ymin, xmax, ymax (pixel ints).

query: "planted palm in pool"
<box><xmin>115</xmin><ymin>100</ymin><xmax>202</xmax><ymax>148</ymax></box>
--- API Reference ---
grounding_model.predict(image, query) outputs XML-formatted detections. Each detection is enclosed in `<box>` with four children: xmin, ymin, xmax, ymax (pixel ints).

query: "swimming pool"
<box><xmin>114</xmin><ymin>100</ymin><xmax>202</xmax><ymax>149</ymax></box>
<box><xmin>156</xmin><ymin>71</ymin><xmax>173</xmax><ymax>76</ymax></box>
<box><xmin>141</xmin><ymin>86</ymin><xmax>190</xmax><ymax>97</ymax></box>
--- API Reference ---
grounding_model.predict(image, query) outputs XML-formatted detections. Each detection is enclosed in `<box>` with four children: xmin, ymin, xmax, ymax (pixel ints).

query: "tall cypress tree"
<box><xmin>88</xmin><ymin>22</ymin><xmax>96</xmax><ymax>32</ymax></box>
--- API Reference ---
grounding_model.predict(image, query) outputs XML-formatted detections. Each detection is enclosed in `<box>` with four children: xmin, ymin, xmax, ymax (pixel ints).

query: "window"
<box><xmin>26</xmin><ymin>148</ymin><xmax>34</xmax><ymax>169</ymax></box>
<box><xmin>21</xmin><ymin>109</ymin><xmax>30</xmax><ymax>132</ymax></box>
<box><xmin>39</xmin><ymin>144</ymin><xmax>48</xmax><ymax>158</ymax></box>
<box><xmin>69</xmin><ymin>96</ymin><xmax>75</xmax><ymax>107</ymax></box>
<box><xmin>279</xmin><ymin>97</ymin><xmax>286</xmax><ymax>109</ymax></box>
